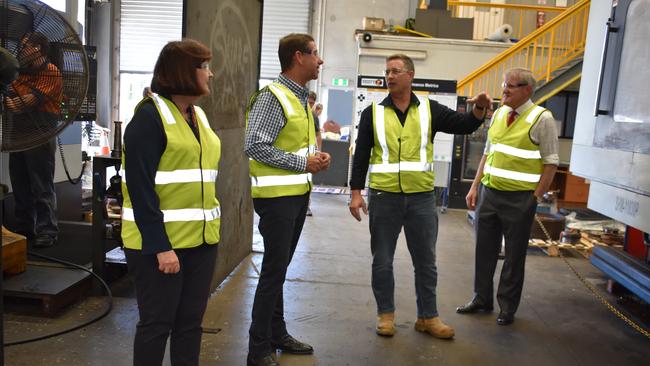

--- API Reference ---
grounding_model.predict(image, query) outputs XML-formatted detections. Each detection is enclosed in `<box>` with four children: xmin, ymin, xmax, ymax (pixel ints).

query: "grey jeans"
<box><xmin>368</xmin><ymin>189</ymin><xmax>439</xmax><ymax>318</ymax></box>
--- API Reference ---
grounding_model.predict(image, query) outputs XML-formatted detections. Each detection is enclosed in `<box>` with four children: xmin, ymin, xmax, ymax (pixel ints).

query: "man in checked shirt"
<box><xmin>244</xmin><ymin>33</ymin><xmax>330</xmax><ymax>366</ymax></box>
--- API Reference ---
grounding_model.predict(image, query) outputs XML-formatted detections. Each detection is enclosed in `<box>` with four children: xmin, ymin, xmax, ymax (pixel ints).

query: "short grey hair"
<box><xmin>505</xmin><ymin>68</ymin><xmax>536</xmax><ymax>89</ymax></box>
<box><xmin>386</xmin><ymin>54</ymin><xmax>415</xmax><ymax>72</ymax></box>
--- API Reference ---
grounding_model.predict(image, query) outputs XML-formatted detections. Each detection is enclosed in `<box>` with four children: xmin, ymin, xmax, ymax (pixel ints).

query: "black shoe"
<box><xmin>33</xmin><ymin>235</ymin><xmax>56</xmax><ymax>248</ymax></box>
<box><xmin>271</xmin><ymin>335</ymin><xmax>314</xmax><ymax>355</ymax></box>
<box><xmin>496</xmin><ymin>312</ymin><xmax>515</xmax><ymax>326</ymax></box>
<box><xmin>247</xmin><ymin>354</ymin><xmax>279</xmax><ymax>366</ymax></box>
<box><xmin>456</xmin><ymin>298</ymin><xmax>494</xmax><ymax>314</ymax></box>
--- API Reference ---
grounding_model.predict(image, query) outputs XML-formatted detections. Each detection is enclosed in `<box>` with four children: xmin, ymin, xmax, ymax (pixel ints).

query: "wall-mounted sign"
<box><xmin>332</xmin><ymin>78</ymin><xmax>349</xmax><ymax>87</ymax></box>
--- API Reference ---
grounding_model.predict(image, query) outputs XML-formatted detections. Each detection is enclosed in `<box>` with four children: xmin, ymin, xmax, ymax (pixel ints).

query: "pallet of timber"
<box><xmin>528</xmin><ymin>238</ymin><xmax>591</xmax><ymax>258</ymax></box>
<box><xmin>2</xmin><ymin>226</ymin><xmax>27</xmax><ymax>275</ymax></box>
<box><xmin>581</xmin><ymin>231</ymin><xmax>624</xmax><ymax>247</ymax></box>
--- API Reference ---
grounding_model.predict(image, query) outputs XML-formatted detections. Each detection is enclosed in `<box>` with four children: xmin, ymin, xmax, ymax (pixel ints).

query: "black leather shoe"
<box><xmin>247</xmin><ymin>353</ymin><xmax>279</xmax><ymax>366</ymax></box>
<box><xmin>496</xmin><ymin>312</ymin><xmax>515</xmax><ymax>326</ymax></box>
<box><xmin>271</xmin><ymin>335</ymin><xmax>314</xmax><ymax>355</ymax></box>
<box><xmin>456</xmin><ymin>299</ymin><xmax>494</xmax><ymax>314</ymax></box>
<box><xmin>33</xmin><ymin>235</ymin><xmax>56</xmax><ymax>248</ymax></box>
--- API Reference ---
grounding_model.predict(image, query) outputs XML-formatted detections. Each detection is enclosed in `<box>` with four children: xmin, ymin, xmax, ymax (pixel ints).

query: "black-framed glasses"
<box><xmin>502</xmin><ymin>82</ymin><xmax>528</xmax><ymax>89</ymax></box>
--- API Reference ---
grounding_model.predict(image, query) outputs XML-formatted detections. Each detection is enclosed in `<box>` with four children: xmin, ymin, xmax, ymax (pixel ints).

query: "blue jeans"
<box><xmin>368</xmin><ymin>189</ymin><xmax>439</xmax><ymax>318</ymax></box>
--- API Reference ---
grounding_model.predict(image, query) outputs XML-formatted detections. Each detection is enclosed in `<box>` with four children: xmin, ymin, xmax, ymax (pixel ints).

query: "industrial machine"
<box><xmin>572</xmin><ymin>0</ymin><xmax>650</xmax><ymax>303</ymax></box>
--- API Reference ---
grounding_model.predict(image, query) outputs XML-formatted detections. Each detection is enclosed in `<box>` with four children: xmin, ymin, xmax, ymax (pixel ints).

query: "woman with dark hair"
<box><xmin>121</xmin><ymin>38</ymin><xmax>220</xmax><ymax>365</ymax></box>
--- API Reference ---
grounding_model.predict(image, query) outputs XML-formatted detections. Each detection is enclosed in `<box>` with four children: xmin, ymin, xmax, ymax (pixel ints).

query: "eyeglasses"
<box><xmin>301</xmin><ymin>49</ymin><xmax>319</xmax><ymax>57</ymax></box>
<box><xmin>197</xmin><ymin>61</ymin><xmax>211</xmax><ymax>70</ymax></box>
<box><xmin>502</xmin><ymin>82</ymin><xmax>528</xmax><ymax>89</ymax></box>
<box><xmin>383</xmin><ymin>68</ymin><xmax>408</xmax><ymax>76</ymax></box>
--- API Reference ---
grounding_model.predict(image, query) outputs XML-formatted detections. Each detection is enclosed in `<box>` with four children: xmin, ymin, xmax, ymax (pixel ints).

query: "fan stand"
<box><xmin>1</xmin><ymin>88</ymin><xmax>6</xmax><ymax>363</ymax></box>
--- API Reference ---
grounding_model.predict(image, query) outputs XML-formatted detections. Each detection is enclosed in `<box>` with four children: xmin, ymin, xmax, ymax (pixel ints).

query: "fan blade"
<box><xmin>0</xmin><ymin>47</ymin><xmax>19</xmax><ymax>90</ymax></box>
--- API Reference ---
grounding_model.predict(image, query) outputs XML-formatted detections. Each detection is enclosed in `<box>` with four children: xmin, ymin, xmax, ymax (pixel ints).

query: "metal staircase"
<box><xmin>533</xmin><ymin>53</ymin><xmax>582</xmax><ymax>104</ymax></box>
<box><xmin>456</xmin><ymin>0</ymin><xmax>590</xmax><ymax>101</ymax></box>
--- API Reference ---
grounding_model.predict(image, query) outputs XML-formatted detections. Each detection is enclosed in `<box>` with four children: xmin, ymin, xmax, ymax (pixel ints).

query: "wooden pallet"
<box><xmin>3</xmin><ymin>262</ymin><xmax>92</xmax><ymax>316</ymax></box>
<box><xmin>528</xmin><ymin>238</ymin><xmax>592</xmax><ymax>258</ymax></box>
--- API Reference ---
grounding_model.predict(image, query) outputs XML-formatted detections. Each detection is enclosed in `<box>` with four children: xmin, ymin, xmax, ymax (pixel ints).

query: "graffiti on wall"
<box><xmin>208</xmin><ymin>0</ymin><xmax>257</xmax><ymax>127</ymax></box>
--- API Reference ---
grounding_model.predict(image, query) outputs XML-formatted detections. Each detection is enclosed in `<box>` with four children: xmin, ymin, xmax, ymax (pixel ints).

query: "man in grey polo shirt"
<box><xmin>457</xmin><ymin>67</ymin><xmax>558</xmax><ymax>326</ymax></box>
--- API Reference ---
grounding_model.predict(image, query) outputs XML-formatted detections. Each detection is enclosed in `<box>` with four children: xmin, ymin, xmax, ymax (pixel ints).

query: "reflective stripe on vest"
<box><xmin>489</xmin><ymin>143</ymin><xmax>542</xmax><ymax>159</ymax></box>
<box><xmin>251</xmin><ymin>173</ymin><xmax>311</xmax><ymax>187</ymax></box>
<box><xmin>369</xmin><ymin>161</ymin><xmax>434</xmax><ymax>173</ymax></box>
<box><xmin>151</xmin><ymin>94</ymin><xmax>177</xmax><ymax>124</ymax></box>
<box><xmin>368</xmin><ymin>99</ymin><xmax>435</xmax><ymax>193</ymax></box>
<box><xmin>120</xmin><ymin>169</ymin><xmax>218</xmax><ymax>184</ymax></box>
<box><xmin>268</xmin><ymin>83</ymin><xmax>296</xmax><ymax>116</ymax></box>
<box><xmin>122</xmin><ymin>207</ymin><xmax>221</xmax><ymax>222</ymax></box>
<box><xmin>369</xmin><ymin>102</ymin><xmax>431</xmax><ymax>173</ymax></box>
<box><xmin>482</xmin><ymin>104</ymin><xmax>546</xmax><ymax>191</ymax></box>
<box><xmin>121</xmin><ymin>94</ymin><xmax>221</xmax><ymax>250</ymax></box>
<box><xmin>483</xmin><ymin>165</ymin><xmax>541</xmax><ymax>183</ymax></box>
<box><xmin>248</xmin><ymin>82</ymin><xmax>315</xmax><ymax>198</ymax></box>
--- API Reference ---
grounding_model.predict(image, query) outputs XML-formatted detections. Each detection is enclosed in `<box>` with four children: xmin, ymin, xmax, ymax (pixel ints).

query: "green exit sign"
<box><xmin>332</xmin><ymin>78</ymin><xmax>349</xmax><ymax>87</ymax></box>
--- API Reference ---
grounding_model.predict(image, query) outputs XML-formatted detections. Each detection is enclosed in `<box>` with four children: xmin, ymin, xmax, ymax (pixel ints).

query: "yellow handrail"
<box><xmin>448</xmin><ymin>1</ymin><xmax>566</xmax><ymax>13</ymax></box>
<box><xmin>456</xmin><ymin>0</ymin><xmax>590</xmax><ymax>98</ymax></box>
<box><xmin>448</xmin><ymin>1</ymin><xmax>568</xmax><ymax>39</ymax></box>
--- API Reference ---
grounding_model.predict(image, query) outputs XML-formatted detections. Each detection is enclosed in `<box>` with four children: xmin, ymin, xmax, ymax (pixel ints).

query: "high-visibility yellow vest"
<box><xmin>368</xmin><ymin>99</ymin><xmax>435</xmax><ymax>193</ymax></box>
<box><xmin>481</xmin><ymin>104</ymin><xmax>546</xmax><ymax>191</ymax></box>
<box><xmin>121</xmin><ymin>94</ymin><xmax>221</xmax><ymax>250</ymax></box>
<box><xmin>248</xmin><ymin>82</ymin><xmax>316</xmax><ymax>198</ymax></box>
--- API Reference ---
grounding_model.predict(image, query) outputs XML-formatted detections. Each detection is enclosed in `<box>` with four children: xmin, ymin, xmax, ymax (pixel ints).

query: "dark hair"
<box><xmin>386</xmin><ymin>54</ymin><xmax>415</xmax><ymax>72</ymax></box>
<box><xmin>308</xmin><ymin>91</ymin><xmax>317</xmax><ymax>101</ymax></box>
<box><xmin>24</xmin><ymin>32</ymin><xmax>50</xmax><ymax>56</ymax></box>
<box><xmin>278</xmin><ymin>33</ymin><xmax>314</xmax><ymax>72</ymax></box>
<box><xmin>151</xmin><ymin>39</ymin><xmax>211</xmax><ymax>96</ymax></box>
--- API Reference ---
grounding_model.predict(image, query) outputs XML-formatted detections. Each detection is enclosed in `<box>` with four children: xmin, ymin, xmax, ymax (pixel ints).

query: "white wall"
<box><xmin>357</xmin><ymin>34</ymin><xmax>510</xmax><ymax>81</ymax></box>
<box><xmin>313</xmin><ymin>0</ymin><xmax>415</xmax><ymax>92</ymax></box>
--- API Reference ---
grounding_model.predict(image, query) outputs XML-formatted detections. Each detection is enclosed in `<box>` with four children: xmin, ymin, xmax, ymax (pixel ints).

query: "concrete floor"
<box><xmin>4</xmin><ymin>193</ymin><xmax>650</xmax><ymax>365</ymax></box>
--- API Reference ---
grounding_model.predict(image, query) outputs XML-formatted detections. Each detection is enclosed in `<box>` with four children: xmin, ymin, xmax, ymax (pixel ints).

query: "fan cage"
<box><xmin>1</xmin><ymin>0</ymin><xmax>88</xmax><ymax>152</ymax></box>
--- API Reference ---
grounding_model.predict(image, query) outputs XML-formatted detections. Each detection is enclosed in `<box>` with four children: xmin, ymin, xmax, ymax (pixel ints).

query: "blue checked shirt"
<box><xmin>244</xmin><ymin>75</ymin><xmax>310</xmax><ymax>172</ymax></box>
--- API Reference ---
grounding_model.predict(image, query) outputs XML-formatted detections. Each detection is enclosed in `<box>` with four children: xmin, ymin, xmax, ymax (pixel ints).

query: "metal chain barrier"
<box><xmin>534</xmin><ymin>214</ymin><xmax>650</xmax><ymax>339</ymax></box>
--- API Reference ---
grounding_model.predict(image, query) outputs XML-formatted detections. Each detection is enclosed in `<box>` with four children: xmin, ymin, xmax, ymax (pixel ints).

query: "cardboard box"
<box><xmin>363</xmin><ymin>17</ymin><xmax>385</xmax><ymax>31</ymax></box>
<box><xmin>437</xmin><ymin>16</ymin><xmax>474</xmax><ymax>40</ymax></box>
<box><xmin>428</xmin><ymin>0</ymin><xmax>448</xmax><ymax>10</ymax></box>
<box><xmin>563</xmin><ymin>173</ymin><xmax>590</xmax><ymax>203</ymax></box>
<box><xmin>415</xmin><ymin>9</ymin><xmax>473</xmax><ymax>40</ymax></box>
<box><xmin>414</xmin><ymin>9</ymin><xmax>450</xmax><ymax>37</ymax></box>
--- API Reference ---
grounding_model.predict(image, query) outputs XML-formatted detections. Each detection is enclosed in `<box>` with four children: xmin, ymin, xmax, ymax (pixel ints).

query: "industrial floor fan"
<box><xmin>1</xmin><ymin>0</ymin><xmax>89</xmax><ymax>362</ymax></box>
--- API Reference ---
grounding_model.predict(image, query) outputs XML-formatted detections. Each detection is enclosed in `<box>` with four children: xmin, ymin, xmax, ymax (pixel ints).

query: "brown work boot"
<box><xmin>376</xmin><ymin>312</ymin><xmax>396</xmax><ymax>337</ymax></box>
<box><xmin>414</xmin><ymin>317</ymin><xmax>455</xmax><ymax>339</ymax></box>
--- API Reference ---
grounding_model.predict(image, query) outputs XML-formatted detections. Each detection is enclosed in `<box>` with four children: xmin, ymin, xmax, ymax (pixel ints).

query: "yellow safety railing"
<box><xmin>456</xmin><ymin>0</ymin><xmax>590</xmax><ymax>98</ymax></box>
<box><xmin>448</xmin><ymin>1</ymin><xmax>567</xmax><ymax>40</ymax></box>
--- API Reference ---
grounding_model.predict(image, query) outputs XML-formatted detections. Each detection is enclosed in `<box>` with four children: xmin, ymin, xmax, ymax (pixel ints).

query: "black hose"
<box><xmin>57</xmin><ymin>135</ymin><xmax>88</xmax><ymax>185</ymax></box>
<box><xmin>3</xmin><ymin>252</ymin><xmax>114</xmax><ymax>346</ymax></box>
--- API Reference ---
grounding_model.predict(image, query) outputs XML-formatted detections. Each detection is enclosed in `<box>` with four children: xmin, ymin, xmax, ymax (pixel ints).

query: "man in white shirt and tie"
<box><xmin>457</xmin><ymin>67</ymin><xmax>559</xmax><ymax>326</ymax></box>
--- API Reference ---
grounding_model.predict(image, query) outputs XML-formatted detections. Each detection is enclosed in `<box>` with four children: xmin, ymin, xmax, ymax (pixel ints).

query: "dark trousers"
<box><xmin>249</xmin><ymin>193</ymin><xmax>309</xmax><ymax>357</ymax></box>
<box><xmin>368</xmin><ymin>189</ymin><xmax>439</xmax><ymax>318</ymax></box>
<box><xmin>125</xmin><ymin>244</ymin><xmax>218</xmax><ymax>366</ymax></box>
<box><xmin>473</xmin><ymin>185</ymin><xmax>537</xmax><ymax>314</ymax></box>
<box><xmin>9</xmin><ymin>138</ymin><xmax>58</xmax><ymax>239</ymax></box>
